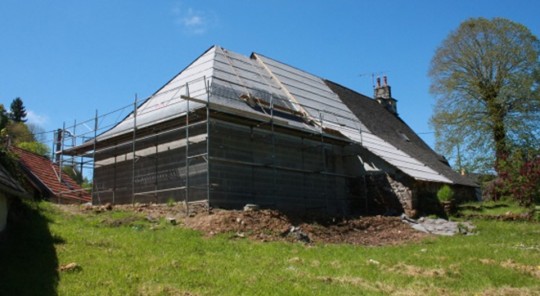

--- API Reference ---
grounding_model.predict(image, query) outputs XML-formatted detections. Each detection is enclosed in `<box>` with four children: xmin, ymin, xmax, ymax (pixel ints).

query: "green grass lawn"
<box><xmin>459</xmin><ymin>199</ymin><xmax>532</xmax><ymax>215</ymax></box>
<box><xmin>1</xmin><ymin>201</ymin><xmax>539</xmax><ymax>296</ymax></box>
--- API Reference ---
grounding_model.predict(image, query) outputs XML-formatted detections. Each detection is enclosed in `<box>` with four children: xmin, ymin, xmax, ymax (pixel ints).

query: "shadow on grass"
<box><xmin>0</xmin><ymin>199</ymin><xmax>59</xmax><ymax>295</ymax></box>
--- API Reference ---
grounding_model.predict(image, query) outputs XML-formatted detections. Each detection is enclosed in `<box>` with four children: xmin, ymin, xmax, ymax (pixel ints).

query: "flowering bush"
<box><xmin>484</xmin><ymin>152</ymin><xmax>540</xmax><ymax>207</ymax></box>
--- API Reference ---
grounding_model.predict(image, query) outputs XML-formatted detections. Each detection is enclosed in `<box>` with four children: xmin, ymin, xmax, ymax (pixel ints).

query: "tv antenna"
<box><xmin>359</xmin><ymin>71</ymin><xmax>388</xmax><ymax>88</ymax></box>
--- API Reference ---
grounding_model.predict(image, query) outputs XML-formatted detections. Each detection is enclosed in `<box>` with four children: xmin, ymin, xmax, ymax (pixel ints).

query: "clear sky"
<box><xmin>1</xmin><ymin>0</ymin><xmax>539</xmax><ymax>157</ymax></box>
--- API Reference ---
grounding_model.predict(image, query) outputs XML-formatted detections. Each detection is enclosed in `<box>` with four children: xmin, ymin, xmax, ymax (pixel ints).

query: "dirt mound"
<box><xmin>185</xmin><ymin>209</ymin><xmax>427</xmax><ymax>246</ymax></box>
<box><xmin>299</xmin><ymin>216</ymin><xmax>426</xmax><ymax>245</ymax></box>
<box><xmin>185</xmin><ymin>209</ymin><xmax>291</xmax><ymax>241</ymax></box>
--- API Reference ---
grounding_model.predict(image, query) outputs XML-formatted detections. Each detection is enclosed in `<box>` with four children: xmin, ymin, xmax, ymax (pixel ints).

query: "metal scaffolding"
<box><xmin>56</xmin><ymin>74</ymin><xmax>369</xmax><ymax>215</ymax></box>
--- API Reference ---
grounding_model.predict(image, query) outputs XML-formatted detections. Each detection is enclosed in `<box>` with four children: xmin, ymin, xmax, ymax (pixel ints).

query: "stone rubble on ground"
<box><xmin>401</xmin><ymin>214</ymin><xmax>475</xmax><ymax>236</ymax></box>
<box><xmin>166</xmin><ymin>217</ymin><xmax>177</xmax><ymax>225</ymax></box>
<box><xmin>287</xmin><ymin>226</ymin><xmax>311</xmax><ymax>243</ymax></box>
<box><xmin>243</xmin><ymin>204</ymin><xmax>260</xmax><ymax>211</ymax></box>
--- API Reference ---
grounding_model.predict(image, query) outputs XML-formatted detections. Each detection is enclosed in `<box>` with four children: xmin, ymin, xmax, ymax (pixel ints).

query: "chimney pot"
<box><xmin>373</xmin><ymin>76</ymin><xmax>398</xmax><ymax>116</ymax></box>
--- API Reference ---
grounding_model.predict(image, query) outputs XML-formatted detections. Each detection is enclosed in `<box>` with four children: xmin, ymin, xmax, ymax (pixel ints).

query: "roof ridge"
<box><xmin>251</xmin><ymin>52</ymin><xmax>328</xmax><ymax>81</ymax></box>
<box><xmin>10</xmin><ymin>145</ymin><xmax>51</xmax><ymax>161</ymax></box>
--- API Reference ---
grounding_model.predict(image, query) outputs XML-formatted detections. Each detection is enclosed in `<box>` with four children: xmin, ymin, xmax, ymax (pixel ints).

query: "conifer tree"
<box><xmin>10</xmin><ymin>97</ymin><xmax>27</xmax><ymax>123</ymax></box>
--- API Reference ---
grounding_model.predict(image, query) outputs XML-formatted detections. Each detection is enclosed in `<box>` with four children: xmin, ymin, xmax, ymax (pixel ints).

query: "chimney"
<box><xmin>374</xmin><ymin>75</ymin><xmax>398</xmax><ymax>116</ymax></box>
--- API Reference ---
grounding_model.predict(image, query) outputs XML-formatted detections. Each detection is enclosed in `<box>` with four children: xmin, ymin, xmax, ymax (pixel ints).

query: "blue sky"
<box><xmin>1</xmin><ymin>0</ymin><xmax>539</xmax><ymax>158</ymax></box>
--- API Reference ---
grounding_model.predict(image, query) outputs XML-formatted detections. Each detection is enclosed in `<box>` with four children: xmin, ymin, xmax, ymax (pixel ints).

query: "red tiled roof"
<box><xmin>10</xmin><ymin>146</ymin><xmax>91</xmax><ymax>203</ymax></box>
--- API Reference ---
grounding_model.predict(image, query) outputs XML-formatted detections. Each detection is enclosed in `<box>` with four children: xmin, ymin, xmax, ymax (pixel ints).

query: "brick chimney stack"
<box><xmin>374</xmin><ymin>76</ymin><xmax>398</xmax><ymax>116</ymax></box>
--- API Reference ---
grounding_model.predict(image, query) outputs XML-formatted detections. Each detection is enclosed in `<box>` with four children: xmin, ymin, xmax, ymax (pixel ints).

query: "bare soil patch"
<box><xmin>184</xmin><ymin>208</ymin><xmax>429</xmax><ymax>245</ymax></box>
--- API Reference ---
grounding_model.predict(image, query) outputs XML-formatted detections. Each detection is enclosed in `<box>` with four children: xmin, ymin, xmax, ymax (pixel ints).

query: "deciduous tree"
<box><xmin>4</xmin><ymin>122</ymin><xmax>34</xmax><ymax>144</ymax></box>
<box><xmin>429</xmin><ymin>17</ymin><xmax>540</xmax><ymax>173</ymax></box>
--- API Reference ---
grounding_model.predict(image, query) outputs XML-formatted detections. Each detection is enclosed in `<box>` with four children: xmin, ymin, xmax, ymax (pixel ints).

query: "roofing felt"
<box><xmin>95</xmin><ymin>46</ymin><xmax>321</xmax><ymax>142</ymax></box>
<box><xmin>10</xmin><ymin>146</ymin><xmax>91</xmax><ymax>203</ymax></box>
<box><xmin>75</xmin><ymin>45</ymin><xmax>476</xmax><ymax>186</ymax></box>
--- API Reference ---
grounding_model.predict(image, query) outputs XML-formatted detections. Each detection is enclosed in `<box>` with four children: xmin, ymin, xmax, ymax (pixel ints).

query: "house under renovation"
<box><xmin>68</xmin><ymin>46</ymin><xmax>477</xmax><ymax>216</ymax></box>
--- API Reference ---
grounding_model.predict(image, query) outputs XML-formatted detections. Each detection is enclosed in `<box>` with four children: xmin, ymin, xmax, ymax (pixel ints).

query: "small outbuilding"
<box><xmin>0</xmin><ymin>162</ymin><xmax>28</xmax><ymax>233</ymax></box>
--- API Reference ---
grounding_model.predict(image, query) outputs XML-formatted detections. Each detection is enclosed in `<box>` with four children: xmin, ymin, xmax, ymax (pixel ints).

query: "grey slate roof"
<box><xmin>325</xmin><ymin>80</ymin><xmax>477</xmax><ymax>187</ymax></box>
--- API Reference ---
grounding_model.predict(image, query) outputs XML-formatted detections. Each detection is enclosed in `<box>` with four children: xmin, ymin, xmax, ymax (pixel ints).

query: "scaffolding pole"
<box><xmin>59</xmin><ymin>121</ymin><xmax>66</xmax><ymax>183</ymax></box>
<box><xmin>319</xmin><ymin>111</ymin><xmax>329</xmax><ymax>213</ymax></box>
<box><xmin>74</xmin><ymin>119</ymin><xmax>82</xmax><ymax>174</ymax></box>
<box><xmin>270</xmin><ymin>95</ymin><xmax>277</xmax><ymax>204</ymax></box>
<box><xmin>205</xmin><ymin>76</ymin><xmax>211</xmax><ymax>211</ymax></box>
<box><xmin>154</xmin><ymin>133</ymin><xmax>158</xmax><ymax>202</ymax></box>
<box><xmin>185</xmin><ymin>83</ymin><xmax>190</xmax><ymax>216</ymax></box>
<box><xmin>131</xmin><ymin>96</ymin><xmax>137</xmax><ymax>204</ymax></box>
<box><xmin>92</xmin><ymin>110</ymin><xmax>98</xmax><ymax>204</ymax></box>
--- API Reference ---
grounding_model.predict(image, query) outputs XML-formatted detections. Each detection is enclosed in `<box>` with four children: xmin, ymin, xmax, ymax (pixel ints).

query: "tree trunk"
<box><xmin>487</xmin><ymin>99</ymin><xmax>508</xmax><ymax>174</ymax></box>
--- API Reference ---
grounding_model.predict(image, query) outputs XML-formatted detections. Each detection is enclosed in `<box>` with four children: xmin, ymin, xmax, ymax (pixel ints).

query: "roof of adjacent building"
<box><xmin>73</xmin><ymin>45</ymin><xmax>476</xmax><ymax>187</ymax></box>
<box><xmin>10</xmin><ymin>146</ymin><xmax>91</xmax><ymax>203</ymax></box>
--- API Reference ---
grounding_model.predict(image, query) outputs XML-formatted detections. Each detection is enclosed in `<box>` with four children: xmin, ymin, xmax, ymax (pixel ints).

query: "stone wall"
<box><xmin>366</xmin><ymin>173</ymin><xmax>415</xmax><ymax>216</ymax></box>
<box><xmin>386</xmin><ymin>174</ymin><xmax>416</xmax><ymax>217</ymax></box>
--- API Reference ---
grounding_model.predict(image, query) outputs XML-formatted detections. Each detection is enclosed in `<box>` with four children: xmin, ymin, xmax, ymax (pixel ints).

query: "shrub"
<box><xmin>17</xmin><ymin>141</ymin><xmax>50</xmax><ymax>157</ymax></box>
<box><xmin>508</xmin><ymin>156</ymin><xmax>540</xmax><ymax>206</ymax></box>
<box><xmin>437</xmin><ymin>185</ymin><xmax>454</xmax><ymax>202</ymax></box>
<box><xmin>484</xmin><ymin>151</ymin><xmax>540</xmax><ymax>207</ymax></box>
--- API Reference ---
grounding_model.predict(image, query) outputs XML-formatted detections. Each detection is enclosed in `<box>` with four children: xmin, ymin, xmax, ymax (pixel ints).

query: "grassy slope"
<box><xmin>2</xmin><ymin>202</ymin><xmax>540</xmax><ymax>296</ymax></box>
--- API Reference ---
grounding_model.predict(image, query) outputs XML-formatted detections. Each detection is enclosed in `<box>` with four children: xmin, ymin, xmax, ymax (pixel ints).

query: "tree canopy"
<box><xmin>17</xmin><ymin>141</ymin><xmax>50</xmax><ymax>157</ymax></box>
<box><xmin>3</xmin><ymin>122</ymin><xmax>35</xmax><ymax>144</ymax></box>
<box><xmin>429</xmin><ymin>17</ymin><xmax>540</xmax><ymax>173</ymax></box>
<box><xmin>1</xmin><ymin>98</ymin><xmax>49</xmax><ymax>157</ymax></box>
